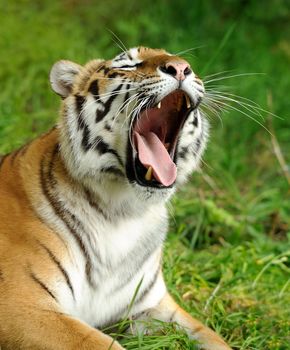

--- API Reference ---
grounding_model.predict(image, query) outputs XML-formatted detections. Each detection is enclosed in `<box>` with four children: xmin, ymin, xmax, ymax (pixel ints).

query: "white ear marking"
<box><xmin>50</xmin><ymin>60</ymin><xmax>82</xmax><ymax>98</ymax></box>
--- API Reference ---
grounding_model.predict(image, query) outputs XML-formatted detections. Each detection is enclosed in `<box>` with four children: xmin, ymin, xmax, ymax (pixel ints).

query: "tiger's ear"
<box><xmin>50</xmin><ymin>60</ymin><xmax>82</xmax><ymax>98</ymax></box>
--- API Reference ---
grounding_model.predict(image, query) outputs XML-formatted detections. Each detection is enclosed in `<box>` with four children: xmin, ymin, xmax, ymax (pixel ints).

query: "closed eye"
<box><xmin>113</xmin><ymin>62</ymin><xmax>143</xmax><ymax>70</ymax></box>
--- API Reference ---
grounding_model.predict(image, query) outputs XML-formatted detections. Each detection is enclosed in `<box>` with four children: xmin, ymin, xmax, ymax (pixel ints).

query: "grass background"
<box><xmin>0</xmin><ymin>0</ymin><xmax>289</xmax><ymax>349</ymax></box>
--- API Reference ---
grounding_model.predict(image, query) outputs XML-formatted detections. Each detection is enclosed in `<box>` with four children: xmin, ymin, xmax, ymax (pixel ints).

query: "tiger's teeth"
<box><xmin>185</xmin><ymin>95</ymin><xmax>191</xmax><ymax>109</ymax></box>
<box><xmin>145</xmin><ymin>166</ymin><xmax>153</xmax><ymax>181</ymax></box>
<box><xmin>157</xmin><ymin>102</ymin><xmax>161</xmax><ymax>109</ymax></box>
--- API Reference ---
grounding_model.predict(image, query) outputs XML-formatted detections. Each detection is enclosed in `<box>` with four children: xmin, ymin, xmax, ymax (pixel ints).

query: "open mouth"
<box><xmin>126</xmin><ymin>89</ymin><xmax>196</xmax><ymax>189</ymax></box>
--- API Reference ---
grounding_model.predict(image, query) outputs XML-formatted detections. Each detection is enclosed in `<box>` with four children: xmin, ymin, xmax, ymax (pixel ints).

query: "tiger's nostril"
<box><xmin>184</xmin><ymin>66</ymin><xmax>192</xmax><ymax>76</ymax></box>
<box><xmin>160</xmin><ymin>65</ymin><xmax>177</xmax><ymax>77</ymax></box>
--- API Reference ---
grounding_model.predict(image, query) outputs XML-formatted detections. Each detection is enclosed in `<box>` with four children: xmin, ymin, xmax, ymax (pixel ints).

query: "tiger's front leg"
<box><xmin>0</xmin><ymin>299</ymin><xmax>125</xmax><ymax>350</ymax></box>
<box><xmin>134</xmin><ymin>293</ymin><xmax>232</xmax><ymax>350</ymax></box>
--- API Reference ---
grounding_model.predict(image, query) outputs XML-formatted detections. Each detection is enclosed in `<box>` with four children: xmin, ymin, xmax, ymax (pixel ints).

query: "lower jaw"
<box><xmin>135</xmin><ymin>157</ymin><xmax>175</xmax><ymax>188</ymax></box>
<box><xmin>125</xmin><ymin>141</ymin><xmax>177</xmax><ymax>189</ymax></box>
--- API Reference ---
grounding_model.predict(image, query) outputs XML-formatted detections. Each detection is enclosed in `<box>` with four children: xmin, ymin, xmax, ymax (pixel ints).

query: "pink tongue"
<box><xmin>134</xmin><ymin>131</ymin><xmax>177</xmax><ymax>186</ymax></box>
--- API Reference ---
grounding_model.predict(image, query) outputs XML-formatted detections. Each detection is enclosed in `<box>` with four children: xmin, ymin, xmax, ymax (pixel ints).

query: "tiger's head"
<box><xmin>50</xmin><ymin>47</ymin><xmax>208</xmax><ymax>204</ymax></box>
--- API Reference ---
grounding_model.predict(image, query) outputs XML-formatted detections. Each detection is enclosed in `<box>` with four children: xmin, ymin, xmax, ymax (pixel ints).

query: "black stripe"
<box><xmin>75</xmin><ymin>94</ymin><xmax>93</xmax><ymax>152</ymax></box>
<box><xmin>8</xmin><ymin>141</ymin><xmax>32</xmax><ymax>167</ymax></box>
<box><xmin>39</xmin><ymin>146</ymin><xmax>95</xmax><ymax>287</ymax></box>
<box><xmin>76</xmin><ymin>102</ymin><xmax>124</xmax><ymax>164</ymax></box>
<box><xmin>116</xmin><ymin>63</ymin><xmax>143</xmax><ymax>70</ymax></box>
<box><xmin>196</xmin><ymin>96</ymin><xmax>202</xmax><ymax>108</ymax></box>
<box><xmin>103</xmin><ymin>67</ymin><xmax>110</xmax><ymax>75</ymax></box>
<box><xmin>104</xmin><ymin>123</ymin><xmax>112</xmax><ymax>132</ymax></box>
<box><xmin>114</xmin><ymin>53</ymin><xmax>127</xmax><ymax>62</ymax></box>
<box><xmin>0</xmin><ymin>154</ymin><xmax>8</xmax><ymax>170</ymax></box>
<box><xmin>48</xmin><ymin>150</ymin><xmax>98</xmax><ymax>284</ymax></box>
<box><xmin>114</xmin><ymin>247</ymin><xmax>155</xmax><ymax>292</ymax></box>
<box><xmin>36</xmin><ymin>240</ymin><xmax>75</xmax><ymax>299</ymax></box>
<box><xmin>107</xmin><ymin>149</ymin><xmax>123</xmax><ymax>167</ymax></box>
<box><xmin>135</xmin><ymin>266</ymin><xmax>160</xmax><ymax>305</ymax></box>
<box><xmin>112</xmin><ymin>226</ymin><xmax>165</xmax><ymax>292</ymax></box>
<box><xmin>81</xmin><ymin>124</ymin><xmax>91</xmax><ymax>151</ymax></box>
<box><xmin>114</xmin><ymin>240</ymin><xmax>160</xmax><ymax>290</ymax></box>
<box><xmin>30</xmin><ymin>270</ymin><xmax>57</xmax><ymax>301</ymax></box>
<box><xmin>19</xmin><ymin>142</ymin><xmax>31</xmax><ymax>157</ymax></box>
<box><xmin>91</xmin><ymin>135</ymin><xmax>123</xmax><ymax>167</ymax></box>
<box><xmin>195</xmin><ymin>78</ymin><xmax>202</xmax><ymax>85</ymax></box>
<box><xmin>114</xmin><ymin>65</ymin><xmax>134</xmax><ymax>69</ymax></box>
<box><xmin>10</xmin><ymin>142</ymin><xmax>31</xmax><ymax>166</ymax></box>
<box><xmin>75</xmin><ymin>95</ymin><xmax>86</xmax><ymax>130</ymax></box>
<box><xmin>192</xmin><ymin>110</ymin><xmax>198</xmax><ymax>127</ymax></box>
<box><xmin>195</xmin><ymin>138</ymin><xmax>201</xmax><ymax>152</ymax></box>
<box><xmin>84</xmin><ymin>188</ymin><xmax>109</xmax><ymax>220</ymax></box>
<box><xmin>113</xmin><ymin>58</ymin><xmax>125</xmax><ymax>63</ymax></box>
<box><xmin>46</xmin><ymin>147</ymin><xmax>103</xmax><ymax>283</ymax></box>
<box><xmin>95</xmin><ymin>83</ymin><xmax>123</xmax><ymax>123</ymax></box>
<box><xmin>10</xmin><ymin>148</ymin><xmax>22</xmax><ymax>165</ymax></box>
<box><xmin>123</xmin><ymin>84</ymin><xmax>130</xmax><ymax>106</ymax></box>
<box><xmin>104</xmin><ymin>266</ymin><xmax>161</xmax><ymax>329</ymax></box>
<box><xmin>98</xmin><ymin>267</ymin><xmax>159</xmax><ymax>330</ymax></box>
<box><xmin>77</xmin><ymin>104</ymin><xmax>123</xmax><ymax>162</ymax></box>
<box><xmin>178</xmin><ymin>146</ymin><xmax>189</xmax><ymax>160</ymax></box>
<box><xmin>94</xmin><ymin>136</ymin><xmax>109</xmax><ymax>154</ymax></box>
<box><xmin>100</xmin><ymin>166</ymin><xmax>124</xmax><ymax>177</ymax></box>
<box><xmin>140</xmin><ymin>79</ymin><xmax>160</xmax><ymax>87</ymax></box>
<box><xmin>80</xmin><ymin>127</ymin><xmax>123</xmax><ymax>168</ymax></box>
<box><xmin>0</xmin><ymin>268</ymin><xmax>4</xmax><ymax>281</ymax></box>
<box><xmin>76</xmin><ymin>95</ymin><xmax>85</xmax><ymax>114</ymax></box>
<box><xmin>107</xmin><ymin>72</ymin><xmax>124</xmax><ymax>78</ymax></box>
<box><xmin>88</xmin><ymin>80</ymin><xmax>99</xmax><ymax>98</ymax></box>
<box><xmin>0</xmin><ymin>155</ymin><xmax>5</xmax><ymax>169</ymax></box>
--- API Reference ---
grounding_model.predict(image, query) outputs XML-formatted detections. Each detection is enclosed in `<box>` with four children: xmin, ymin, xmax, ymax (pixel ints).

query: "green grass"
<box><xmin>0</xmin><ymin>1</ymin><xmax>289</xmax><ymax>349</ymax></box>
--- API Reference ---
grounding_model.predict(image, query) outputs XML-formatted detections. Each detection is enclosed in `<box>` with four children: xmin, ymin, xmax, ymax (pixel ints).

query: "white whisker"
<box><xmin>92</xmin><ymin>87</ymin><xmax>138</xmax><ymax>104</ymax></box>
<box><xmin>129</xmin><ymin>97</ymin><xmax>149</xmax><ymax>150</ymax></box>
<box><xmin>107</xmin><ymin>29</ymin><xmax>128</xmax><ymax>54</ymax></box>
<box><xmin>206</xmin><ymin>90</ymin><xmax>282</xmax><ymax>120</ymax></box>
<box><xmin>203</xmin><ymin>70</ymin><xmax>235</xmax><ymax>80</ymax></box>
<box><xmin>200</xmin><ymin>102</ymin><xmax>224</xmax><ymax>127</ymax></box>
<box><xmin>204</xmin><ymin>96</ymin><xmax>272</xmax><ymax>134</ymax></box>
<box><xmin>113</xmin><ymin>93</ymin><xmax>140</xmax><ymax>129</ymax></box>
<box><xmin>174</xmin><ymin>45</ymin><xmax>205</xmax><ymax>56</ymax></box>
<box><xmin>205</xmin><ymin>92</ymin><xmax>264</xmax><ymax>120</ymax></box>
<box><xmin>204</xmin><ymin>72</ymin><xmax>265</xmax><ymax>84</ymax></box>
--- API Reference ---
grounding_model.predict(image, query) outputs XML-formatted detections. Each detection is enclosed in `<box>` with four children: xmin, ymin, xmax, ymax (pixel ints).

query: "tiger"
<box><xmin>0</xmin><ymin>47</ymin><xmax>232</xmax><ymax>350</ymax></box>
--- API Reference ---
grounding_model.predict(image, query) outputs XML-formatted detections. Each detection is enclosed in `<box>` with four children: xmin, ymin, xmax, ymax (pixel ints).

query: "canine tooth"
<box><xmin>157</xmin><ymin>102</ymin><xmax>161</xmax><ymax>109</ymax></box>
<box><xmin>145</xmin><ymin>166</ymin><xmax>153</xmax><ymax>181</ymax></box>
<box><xmin>185</xmin><ymin>95</ymin><xmax>191</xmax><ymax>109</ymax></box>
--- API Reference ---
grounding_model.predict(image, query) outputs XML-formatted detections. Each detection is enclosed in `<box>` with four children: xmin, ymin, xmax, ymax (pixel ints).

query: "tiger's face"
<box><xmin>50</xmin><ymin>47</ymin><xmax>208</xmax><ymax>202</ymax></box>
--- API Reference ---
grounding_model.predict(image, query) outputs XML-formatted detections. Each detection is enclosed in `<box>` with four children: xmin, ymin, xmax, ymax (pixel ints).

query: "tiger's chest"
<box><xmin>56</xmin><ymin>204</ymin><xmax>168</xmax><ymax>328</ymax></box>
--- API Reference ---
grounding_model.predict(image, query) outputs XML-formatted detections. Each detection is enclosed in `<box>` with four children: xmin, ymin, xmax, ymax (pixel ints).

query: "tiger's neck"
<box><xmin>6</xmin><ymin>127</ymin><xmax>167</xmax><ymax>290</ymax></box>
<box><xmin>18</xmin><ymin>126</ymin><xmax>166</xmax><ymax>221</ymax></box>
